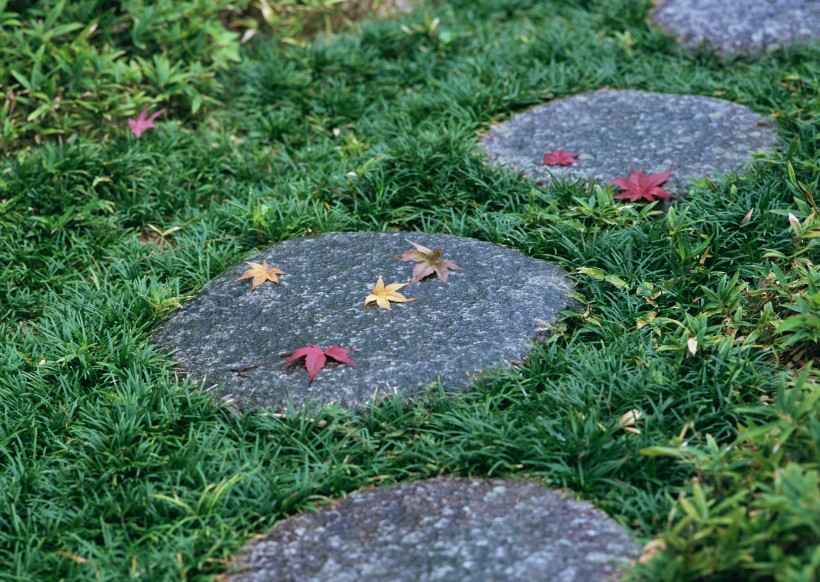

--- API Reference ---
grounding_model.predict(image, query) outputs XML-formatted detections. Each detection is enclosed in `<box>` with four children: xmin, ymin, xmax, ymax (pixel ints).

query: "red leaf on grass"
<box><xmin>540</xmin><ymin>150</ymin><xmax>579</xmax><ymax>166</ymax></box>
<box><xmin>281</xmin><ymin>344</ymin><xmax>355</xmax><ymax>384</ymax></box>
<box><xmin>128</xmin><ymin>107</ymin><xmax>165</xmax><ymax>137</ymax></box>
<box><xmin>612</xmin><ymin>167</ymin><xmax>675</xmax><ymax>202</ymax></box>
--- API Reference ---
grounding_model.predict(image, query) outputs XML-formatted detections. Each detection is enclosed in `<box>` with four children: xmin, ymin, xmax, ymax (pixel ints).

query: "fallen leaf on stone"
<box><xmin>540</xmin><ymin>149</ymin><xmax>579</xmax><ymax>166</ymax></box>
<box><xmin>392</xmin><ymin>241</ymin><xmax>462</xmax><ymax>284</ymax></box>
<box><xmin>281</xmin><ymin>344</ymin><xmax>355</xmax><ymax>384</ymax></box>
<box><xmin>612</xmin><ymin>167</ymin><xmax>675</xmax><ymax>202</ymax></box>
<box><xmin>235</xmin><ymin>260</ymin><xmax>286</xmax><ymax>290</ymax></box>
<box><xmin>128</xmin><ymin>107</ymin><xmax>165</xmax><ymax>138</ymax></box>
<box><xmin>364</xmin><ymin>276</ymin><xmax>415</xmax><ymax>310</ymax></box>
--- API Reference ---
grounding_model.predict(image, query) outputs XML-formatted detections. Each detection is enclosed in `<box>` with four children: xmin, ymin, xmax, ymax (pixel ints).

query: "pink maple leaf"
<box><xmin>128</xmin><ymin>107</ymin><xmax>165</xmax><ymax>138</ymax></box>
<box><xmin>280</xmin><ymin>344</ymin><xmax>356</xmax><ymax>384</ymax></box>
<box><xmin>540</xmin><ymin>150</ymin><xmax>579</xmax><ymax>166</ymax></box>
<box><xmin>611</xmin><ymin>167</ymin><xmax>675</xmax><ymax>202</ymax></box>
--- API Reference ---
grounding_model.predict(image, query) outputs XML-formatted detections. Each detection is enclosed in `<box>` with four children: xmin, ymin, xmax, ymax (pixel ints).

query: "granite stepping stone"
<box><xmin>152</xmin><ymin>232</ymin><xmax>571</xmax><ymax>411</ymax></box>
<box><xmin>223</xmin><ymin>477</ymin><xmax>640</xmax><ymax>582</ymax></box>
<box><xmin>652</xmin><ymin>0</ymin><xmax>820</xmax><ymax>56</ymax></box>
<box><xmin>481</xmin><ymin>89</ymin><xmax>777</xmax><ymax>198</ymax></box>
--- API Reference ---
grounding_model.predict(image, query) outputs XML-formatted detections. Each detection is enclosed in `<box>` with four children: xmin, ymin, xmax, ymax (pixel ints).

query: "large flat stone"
<box><xmin>481</xmin><ymin>89</ymin><xmax>777</xmax><ymax>198</ymax></box>
<box><xmin>652</xmin><ymin>0</ymin><xmax>820</xmax><ymax>55</ymax></box>
<box><xmin>223</xmin><ymin>477</ymin><xmax>639</xmax><ymax>582</ymax></box>
<box><xmin>152</xmin><ymin>232</ymin><xmax>571</xmax><ymax>411</ymax></box>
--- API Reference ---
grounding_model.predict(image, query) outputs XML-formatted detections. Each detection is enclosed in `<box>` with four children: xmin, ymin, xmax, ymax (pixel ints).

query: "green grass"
<box><xmin>1</xmin><ymin>0</ymin><xmax>819</xmax><ymax>579</ymax></box>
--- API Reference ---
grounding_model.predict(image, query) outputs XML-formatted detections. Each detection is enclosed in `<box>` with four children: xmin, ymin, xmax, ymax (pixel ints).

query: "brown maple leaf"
<box><xmin>392</xmin><ymin>241</ymin><xmax>462</xmax><ymax>284</ymax></box>
<box><xmin>364</xmin><ymin>276</ymin><xmax>415</xmax><ymax>310</ymax></box>
<box><xmin>235</xmin><ymin>260</ymin><xmax>286</xmax><ymax>290</ymax></box>
<box><xmin>281</xmin><ymin>344</ymin><xmax>355</xmax><ymax>384</ymax></box>
<box><xmin>611</xmin><ymin>167</ymin><xmax>675</xmax><ymax>202</ymax></box>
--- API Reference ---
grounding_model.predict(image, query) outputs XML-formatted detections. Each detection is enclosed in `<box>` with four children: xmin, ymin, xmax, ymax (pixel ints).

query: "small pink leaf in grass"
<box><xmin>612</xmin><ymin>167</ymin><xmax>675</xmax><ymax>202</ymax></box>
<box><xmin>540</xmin><ymin>150</ymin><xmax>579</xmax><ymax>166</ymax></box>
<box><xmin>128</xmin><ymin>107</ymin><xmax>166</xmax><ymax>137</ymax></box>
<box><xmin>281</xmin><ymin>344</ymin><xmax>356</xmax><ymax>384</ymax></box>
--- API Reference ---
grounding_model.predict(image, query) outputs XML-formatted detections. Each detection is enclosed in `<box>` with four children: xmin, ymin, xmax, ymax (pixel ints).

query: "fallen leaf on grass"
<box><xmin>687</xmin><ymin>337</ymin><xmax>698</xmax><ymax>356</ymax></box>
<box><xmin>618</xmin><ymin>409</ymin><xmax>643</xmax><ymax>434</ymax></box>
<box><xmin>281</xmin><ymin>344</ymin><xmax>355</xmax><ymax>384</ymax></box>
<box><xmin>128</xmin><ymin>107</ymin><xmax>165</xmax><ymax>137</ymax></box>
<box><xmin>364</xmin><ymin>276</ymin><xmax>415</xmax><ymax>310</ymax></box>
<box><xmin>392</xmin><ymin>241</ymin><xmax>462</xmax><ymax>284</ymax></box>
<box><xmin>540</xmin><ymin>149</ymin><xmax>579</xmax><ymax>166</ymax></box>
<box><xmin>235</xmin><ymin>260</ymin><xmax>286</xmax><ymax>290</ymax></box>
<box><xmin>612</xmin><ymin>167</ymin><xmax>675</xmax><ymax>202</ymax></box>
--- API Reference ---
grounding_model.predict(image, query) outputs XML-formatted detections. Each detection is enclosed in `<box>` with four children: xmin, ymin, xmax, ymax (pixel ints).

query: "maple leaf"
<box><xmin>128</xmin><ymin>107</ymin><xmax>165</xmax><ymax>137</ymax></box>
<box><xmin>364</xmin><ymin>276</ymin><xmax>415</xmax><ymax>310</ymax></box>
<box><xmin>392</xmin><ymin>241</ymin><xmax>462</xmax><ymax>284</ymax></box>
<box><xmin>281</xmin><ymin>344</ymin><xmax>355</xmax><ymax>384</ymax></box>
<box><xmin>235</xmin><ymin>260</ymin><xmax>286</xmax><ymax>290</ymax></box>
<box><xmin>611</xmin><ymin>167</ymin><xmax>675</xmax><ymax>202</ymax></box>
<box><xmin>540</xmin><ymin>149</ymin><xmax>579</xmax><ymax>166</ymax></box>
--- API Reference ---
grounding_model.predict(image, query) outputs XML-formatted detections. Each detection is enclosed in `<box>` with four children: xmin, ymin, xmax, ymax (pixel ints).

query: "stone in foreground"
<box><xmin>482</xmin><ymin>90</ymin><xmax>777</xmax><ymax>198</ymax></box>
<box><xmin>224</xmin><ymin>477</ymin><xmax>639</xmax><ymax>582</ymax></box>
<box><xmin>652</xmin><ymin>0</ymin><xmax>820</xmax><ymax>55</ymax></box>
<box><xmin>152</xmin><ymin>232</ymin><xmax>571</xmax><ymax>411</ymax></box>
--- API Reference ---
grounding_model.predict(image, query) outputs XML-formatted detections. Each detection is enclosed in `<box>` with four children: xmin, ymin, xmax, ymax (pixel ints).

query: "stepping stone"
<box><xmin>652</xmin><ymin>0</ymin><xmax>820</xmax><ymax>55</ymax></box>
<box><xmin>152</xmin><ymin>232</ymin><xmax>571</xmax><ymax>411</ymax></box>
<box><xmin>481</xmin><ymin>89</ymin><xmax>777</xmax><ymax>198</ymax></box>
<box><xmin>224</xmin><ymin>477</ymin><xmax>640</xmax><ymax>582</ymax></box>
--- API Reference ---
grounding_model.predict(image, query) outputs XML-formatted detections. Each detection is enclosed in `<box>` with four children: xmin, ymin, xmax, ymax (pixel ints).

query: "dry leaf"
<box><xmin>235</xmin><ymin>260</ymin><xmax>286</xmax><ymax>290</ymax></box>
<box><xmin>393</xmin><ymin>240</ymin><xmax>462</xmax><ymax>284</ymax></box>
<box><xmin>741</xmin><ymin>208</ymin><xmax>754</xmax><ymax>224</ymax></box>
<box><xmin>687</xmin><ymin>337</ymin><xmax>698</xmax><ymax>355</ymax></box>
<box><xmin>364</xmin><ymin>276</ymin><xmax>415</xmax><ymax>310</ymax></box>
<box><xmin>618</xmin><ymin>409</ymin><xmax>643</xmax><ymax>434</ymax></box>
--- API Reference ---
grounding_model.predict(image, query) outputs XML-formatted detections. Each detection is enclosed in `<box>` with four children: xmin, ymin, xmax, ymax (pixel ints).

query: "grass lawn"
<box><xmin>1</xmin><ymin>0</ymin><xmax>818</xmax><ymax>579</ymax></box>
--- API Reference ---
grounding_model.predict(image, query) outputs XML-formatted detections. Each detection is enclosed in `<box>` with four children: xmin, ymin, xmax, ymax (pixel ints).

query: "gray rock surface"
<box><xmin>481</xmin><ymin>89</ymin><xmax>777</xmax><ymax>197</ymax></box>
<box><xmin>152</xmin><ymin>232</ymin><xmax>571</xmax><ymax>411</ymax></box>
<box><xmin>652</xmin><ymin>0</ymin><xmax>820</xmax><ymax>55</ymax></box>
<box><xmin>224</xmin><ymin>477</ymin><xmax>639</xmax><ymax>582</ymax></box>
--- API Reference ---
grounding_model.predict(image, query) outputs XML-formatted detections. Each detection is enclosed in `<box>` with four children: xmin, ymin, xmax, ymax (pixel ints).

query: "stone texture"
<box><xmin>152</xmin><ymin>232</ymin><xmax>571</xmax><ymax>411</ymax></box>
<box><xmin>481</xmin><ymin>89</ymin><xmax>777</xmax><ymax>198</ymax></box>
<box><xmin>224</xmin><ymin>477</ymin><xmax>639</xmax><ymax>582</ymax></box>
<box><xmin>652</xmin><ymin>0</ymin><xmax>820</xmax><ymax>56</ymax></box>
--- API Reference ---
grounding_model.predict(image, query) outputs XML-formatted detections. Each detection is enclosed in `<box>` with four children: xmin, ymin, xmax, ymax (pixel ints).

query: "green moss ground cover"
<box><xmin>1</xmin><ymin>0</ymin><xmax>818</xmax><ymax>579</ymax></box>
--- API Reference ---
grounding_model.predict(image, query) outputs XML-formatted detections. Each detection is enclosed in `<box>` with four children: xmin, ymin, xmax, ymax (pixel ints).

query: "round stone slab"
<box><xmin>224</xmin><ymin>478</ymin><xmax>639</xmax><ymax>582</ymax></box>
<box><xmin>652</xmin><ymin>0</ymin><xmax>820</xmax><ymax>55</ymax></box>
<box><xmin>481</xmin><ymin>89</ymin><xmax>777</xmax><ymax>197</ymax></box>
<box><xmin>152</xmin><ymin>232</ymin><xmax>571</xmax><ymax>411</ymax></box>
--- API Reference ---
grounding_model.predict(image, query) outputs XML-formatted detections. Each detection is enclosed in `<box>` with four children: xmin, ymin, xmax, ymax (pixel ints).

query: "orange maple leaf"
<box><xmin>235</xmin><ymin>260</ymin><xmax>286</xmax><ymax>290</ymax></box>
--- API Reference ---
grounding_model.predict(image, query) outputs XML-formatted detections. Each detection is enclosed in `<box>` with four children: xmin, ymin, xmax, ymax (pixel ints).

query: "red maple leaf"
<box><xmin>611</xmin><ymin>167</ymin><xmax>675</xmax><ymax>202</ymax></box>
<box><xmin>128</xmin><ymin>107</ymin><xmax>165</xmax><ymax>137</ymax></box>
<box><xmin>540</xmin><ymin>150</ymin><xmax>579</xmax><ymax>166</ymax></box>
<box><xmin>280</xmin><ymin>344</ymin><xmax>356</xmax><ymax>384</ymax></box>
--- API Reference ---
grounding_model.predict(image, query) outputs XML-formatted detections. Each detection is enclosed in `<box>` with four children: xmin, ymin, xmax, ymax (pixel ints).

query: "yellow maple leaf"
<box><xmin>235</xmin><ymin>260</ymin><xmax>286</xmax><ymax>290</ymax></box>
<box><xmin>364</xmin><ymin>276</ymin><xmax>415</xmax><ymax>310</ymax></box>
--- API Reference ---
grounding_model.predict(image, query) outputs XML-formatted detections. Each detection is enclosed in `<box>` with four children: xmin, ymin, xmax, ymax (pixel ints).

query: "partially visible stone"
<box><xmin>152</xmin><ymin>232</ymin><xmax>571</xmax><ymax>411</ymax></box>
<box><xmin>481</xmin><ymin>89</ymin><xmax>777</xmax><ymax>198</ymax></box>
<box><xmin>224</xmin><ymin>477</ymin><xmax>640</xmax><ymax>582</ymax></box>
<box><xmin>652</xmin><ymin>0</ymin><xmax>820</xmax><ymax>56</ymax></box>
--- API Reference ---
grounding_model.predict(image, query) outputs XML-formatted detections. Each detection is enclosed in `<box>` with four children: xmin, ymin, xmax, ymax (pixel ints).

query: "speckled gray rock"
<box><xmin>224</xmin><ymin>478</ymin><xmax>639</xmax><ymax>582</ymax></box>
<box><xmin>652</xmin><ymin>0</ymin><xmax>820</xmax><ymax>55</ymax></box>
<box><xmin>152</xmin><ymin>232</ymin><xmax>571</xmax><ymax>411</ymax></box>
<box><xmin>481</xmin><ymin>90</ymin><xmax>777</xmax><ymax>197</ymax></box>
